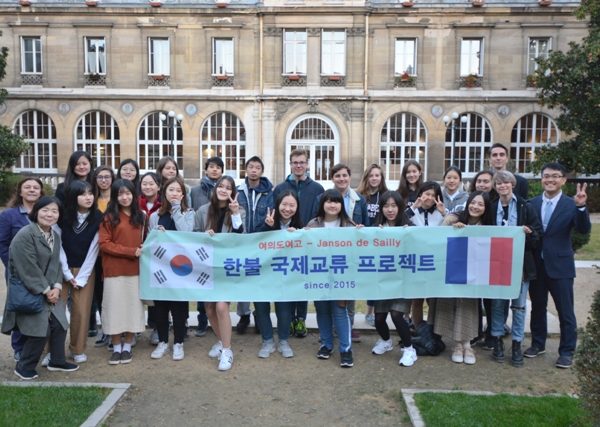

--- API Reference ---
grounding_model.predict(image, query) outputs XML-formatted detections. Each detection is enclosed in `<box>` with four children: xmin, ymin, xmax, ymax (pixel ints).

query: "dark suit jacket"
<box><xmin>531</xmin><ymin>193</ymin><xmax>591</xmax><ymax>279</ymax></box>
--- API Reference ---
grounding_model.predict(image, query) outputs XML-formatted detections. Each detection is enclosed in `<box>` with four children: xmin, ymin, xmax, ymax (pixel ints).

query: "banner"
<box><xmin>140</xmin><ymin>226</ymin><xmax>525</xmax><ymax>302</ymax></box>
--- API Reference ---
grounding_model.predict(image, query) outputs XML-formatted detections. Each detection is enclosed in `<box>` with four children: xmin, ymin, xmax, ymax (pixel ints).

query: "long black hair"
<box><xmin>456</xmin><ymin>191</ymin><xmax>494</xmax><ymax>226</ymax></box>
<box><xmin>206</xmin><ymin>176</ymin><xmax>238</xmax><ymax>231</ymax></box>
<box><xmin>314</xmin><ymin>189</ymin><xmax>354</xmax><ymax>226</ymax></box>
<box><xmin>117</xmin><ymin>158</ymin><xmax>140</xmax><ymax>189</ymax></box>
<box><xmin>374</xmin><ymin>191</ymin><xmax>410</xmax><ymax>226</ymax></box>
<box><xmin>272</xmin><ymin>190</ymin><xmax>303</xmax><ymax>229</ymax></box>
<box><xmin>397</xmin><ymin>160</ymin><xmax>423</xmax><ymax>199</ymax></box>
<box><xmin>105</xmin><ymin>179</ymin><xmax>145</xmax><ymax>227</ymax></box>
<box><xmin>64</xmin><ymin>151</ymin><xmax>94</xmax><ymax>189</ymax></box>
<box><xmin>63</xmin><ymin>180</ymin><xmax>98</xmax><ymax>226</ymax></box>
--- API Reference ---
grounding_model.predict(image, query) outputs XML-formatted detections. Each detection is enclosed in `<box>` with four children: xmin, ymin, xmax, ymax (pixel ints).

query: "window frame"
<box><xmin>460</xmin><ymin>37</ymin><xmax>484</xmax><ymax>77</ymax></box>
<box><xmin>212</xmin><ymin>37</ymin><xmax>234</xmax><ymax>76</ymax></box>
<box><xmin>13</xmin><ymin>109</ymin><xmax>58</xmax><ymax>173</ymax></box>
<box><xmin>200</xmin><ymin>111</ymin><xmax>246</xmax><ymax>181</ymax></box>
<box><xmin>75</xmin><ymin>110</ymin><xmax>121</xmax><ymax>170</ymax></box>
<box><xmin>20</xmin><ymin>36</ymin><xmax>42</xmax><ymax>74</ymax></box>
<box><xmin>394</xmin><ymin>38</ymin><xmax>417</xmax><ymax>76</ymax></box>
<box><xmin>527</xmin><ymin>37</ymin><xmax>551</xmax><ymax>74</ymax></box>
<box><xmin>321</xmin><ymin>29</ymin><xmax>346</xmax><ymax>76</ymax></box>
<box><xmin>148</xmin><ymin>37</ymin><xmax>170</xmax><ymax>76</ymax></box>
<box><xmin>137</xmin><ymin>111</ymin><xmax>184</xmax><ymax>174</ymax></box>
<box><xmin>510</xmin><ymin>113</ymin><xmax>559</xmax><ymax>177</ymax></box>
<box><xmin>443</xmin><ymin>112</ymin><xmax>492</xmax><ymax>177</ymax></box>
<box><xmin>84</xmin><ymin>36</ymin><xmax>107</xmax><ymax>75</ymax></box>
<box><xmin>379</xmin><ymin>112</ymin><xmax>428</xmax><ymax>186</ymax></box>
<box><xmin>283</xmin><ymin>29</ymin><xmax>307</xmax><ymax>75</ymax></box>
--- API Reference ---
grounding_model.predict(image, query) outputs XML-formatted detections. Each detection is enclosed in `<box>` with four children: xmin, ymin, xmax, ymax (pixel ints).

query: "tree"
<box><xmin>530</xmin><ymin>0</ymin><xmax>600</xmax><ymax>175</ymax></box>
<box><xmin>0</xmin><ymin>32</ymin><xmax>29</xmax><ymax>183</ymax></box>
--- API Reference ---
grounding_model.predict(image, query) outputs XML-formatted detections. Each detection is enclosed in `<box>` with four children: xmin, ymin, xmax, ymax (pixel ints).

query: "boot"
<box><xmin>492</xmin><ymin>336</ymin><xmax>504</xmax><ymax>363</ymax></box>
<box><xmin>511</xmin><ymin>340</ymin><xmax>524</xmax><ymax>367</ymax></box>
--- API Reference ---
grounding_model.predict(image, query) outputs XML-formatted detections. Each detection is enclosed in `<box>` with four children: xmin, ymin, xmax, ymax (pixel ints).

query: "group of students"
<box><xmin>0</xmin><ymin>143</ymin><xmax>591</xmax><ymax>379</ymax></box>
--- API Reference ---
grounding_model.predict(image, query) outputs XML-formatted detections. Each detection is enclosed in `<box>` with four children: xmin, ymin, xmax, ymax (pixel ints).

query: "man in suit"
<box><xmin>525</xmin><ymin>162</ymin><xmax>590</xmax><ymax>368</ymax></box>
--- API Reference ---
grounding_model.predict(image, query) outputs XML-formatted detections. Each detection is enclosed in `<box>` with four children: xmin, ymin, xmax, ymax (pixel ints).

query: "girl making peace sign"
<box><xmin>193</xmin><ymin>176</ymin><xmax>245</xmax><ymax>371</ymax></box>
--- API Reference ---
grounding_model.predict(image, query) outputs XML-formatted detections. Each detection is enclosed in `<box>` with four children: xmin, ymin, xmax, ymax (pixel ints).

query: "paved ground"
<box><xmin>0</xmin><ymin>264</ymin><xmax>598</xmax><ymax>426</ymax></box>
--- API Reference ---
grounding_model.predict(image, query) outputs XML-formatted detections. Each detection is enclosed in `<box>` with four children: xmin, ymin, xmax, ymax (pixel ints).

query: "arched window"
<box><xmin>285</xmin><ymin>114</ymin><xmax>339</xmax><ymax>187</ymax></box>
<box><xmin>75</xmin><ymin>110</ymin><xmax>120</xmax><ymax>169</ymax></box>
<box><xmin>444</xmin><ymin>112</ymin><xmax>492</xmax><ymax>176</ymax></box>
<box><xmin>511</xmin><ymin>113</ymin><xmax>559</xmax><ymax>175</ymax></box>
<box><xmin>137</xmin><ymin>111</ymin><xmax>183</xmax><ymax>173</ymax></box>
<box><xmin>200</xmin><ymin>111</ymin><xmax>246</xmax><ymax>180</ymax></box>
<box><xmin>13</xmin><ymin>110</ymin><xmax>57</xmax><ymax>172</ymax></box>
<box><xmin>379</xmin><ymin>112</ymin><xmax>427</xmax><ymax>183</ymax></box>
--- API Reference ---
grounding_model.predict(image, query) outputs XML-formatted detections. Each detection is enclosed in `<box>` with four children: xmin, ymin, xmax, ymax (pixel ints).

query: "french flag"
<box><xmin>445</xmin><ymin>237</ymin><xmax>513</xmax><ymax>286</ymax></box>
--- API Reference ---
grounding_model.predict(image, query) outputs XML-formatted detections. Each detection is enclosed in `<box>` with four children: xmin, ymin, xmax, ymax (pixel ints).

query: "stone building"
<box><xmin>0</xmin><ymin>0</ymin><xmax>584</xmax><ymax>188</ymax></box>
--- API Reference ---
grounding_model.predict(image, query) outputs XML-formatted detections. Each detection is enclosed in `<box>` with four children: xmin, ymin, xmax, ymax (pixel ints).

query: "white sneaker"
<box><xmin>73</xmin><ymin>353</ymin><xmax>88</xmax><ymax>364</ymax></box>
<box><xmin>277</xmin><ymin>340</ymin><xmax>294</xmax><ymax>358</ymax></box>
<box><xmin>41</xmin><ymin>353</ymin><xmax>51</xmax><ymax>367</ymax></box>
<box><xmin>151</xmin><ymin>342</ymin><xmax>169</xmax><ymax>359</ymax></box>
<box><xmin>218</xmin><ymin>348</ymin><xmax>233</xmax><ymax>371</ymax></box>
<box><xmin>399</xmin><ymin>346</ymin><xmax>418</xmax><ymax>367</ymax></box>
<box><xmin>463</xmin><ymin>346</ymin><xmax>476</xmax><ymax>365</ymax></box>
<box><xmin>452</xmin><ymin>343</ymin><xmax>464</xmax><ymax>363</ymax></box>
<box><xmin>208</xmin><ymin>341</ymin><xmax>223</xmax><ymax>359</ymax></box>
<box><xmin>258</xmin><ymin>340</ymin><xmax>276</xmax><ymax>358</ymax></box>
<box><xmin>172</xmin><ymin>343</ymin><xmax>184</xmax><ymax>361</ymax></box>
<box><xmin>371</xmin><ymin>338</ymin><xmax>394</xmax><ymax>355</ymax></box>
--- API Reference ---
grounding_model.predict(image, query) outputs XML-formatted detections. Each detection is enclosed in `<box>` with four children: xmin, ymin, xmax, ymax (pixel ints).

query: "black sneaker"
<box><xmin>47</xmin><ymin>362</ymin><xmax>79</xmax><ymax>372</ymax></box>
<box><xmin>317</xmin><ymin>346</ymin><xmax>332</xmax><ymax>359</ymax></box>
<box><xmin>108</xmin><ymin>352</ymin><xmax>121</xmax><ymax>365</ymax></box>
<box><xmin>555</xmin><ymin>355</ymin><xmax>573</xmax><ymax>369</ymax></box>
<box><xmin>236</xmin><ymin>314</ymin><xmax>250</xmax><ymax>335</ymax></box>
<box><xmin>120</xmin><ymin>350</ymin><xmax>133</xmax><ymax>364</ymax></box>
<box><xmin>523</xmin><ymin>345</ymin><xmax>546</xmax><ymax>358</ymax></box>
<box><xmin>195</xmin><ymin>326</ymin><xmax>208</xmax><ymax>337</ymax></box>
<box><xmin>340</xmin><ymin>351</ymin><xmax>354</xmax><ymax>368</ymax></box>
<box><xmin>14</xmin><ymin>367</ymin><xmax>38</xmax><ymax>380</ymax></box>
<box><xmin>88</xmin><ymin>328</ymin><xmax>98</xmax><ymax>338</ymax></box>
<box><xmin>95</xmin><ymin>334</ymin><xmax>109</xmax><ymax>347</ymax></box>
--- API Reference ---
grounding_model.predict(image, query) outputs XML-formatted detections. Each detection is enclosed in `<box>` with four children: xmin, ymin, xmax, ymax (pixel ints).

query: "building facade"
<box><xmin>0</xmin><ymin>0</ymin><xmax>585</xmax><ymax>188</ymax></box>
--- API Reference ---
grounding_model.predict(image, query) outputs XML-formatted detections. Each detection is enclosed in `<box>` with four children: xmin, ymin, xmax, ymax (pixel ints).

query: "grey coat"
<box><xmin>1</xmin><ymin>223</ymin><xmax>67</xmax><ymax>337</ymax></box>
<box><xmin>193</xmin><ymin>203</ymin><xmax>246</xmax><ymax>233</ymax></box>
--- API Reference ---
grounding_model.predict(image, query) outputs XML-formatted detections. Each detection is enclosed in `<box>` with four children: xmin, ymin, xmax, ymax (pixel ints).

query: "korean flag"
<box><xmin>150</xmin><ymin>242</ymin><xmax>214</xmax><ymax>290</ymax></box>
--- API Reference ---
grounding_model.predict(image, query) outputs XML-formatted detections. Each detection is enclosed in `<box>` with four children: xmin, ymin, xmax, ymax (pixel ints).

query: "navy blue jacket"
<box><xmin>237</xmin><ymin>177</ymin><xmax>274</xmax><ymax>233</ymax></box>
<box><xmin>530</xmin><ymin>194</ymin><xmax>591</xmax><ymax>279</ymax></box>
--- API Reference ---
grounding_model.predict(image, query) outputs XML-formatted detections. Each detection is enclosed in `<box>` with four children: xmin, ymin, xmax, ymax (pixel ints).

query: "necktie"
<box><xmin>542</xmin><ymin>201</ymin><xmax>552</xmax><ymax>231</ymax></box>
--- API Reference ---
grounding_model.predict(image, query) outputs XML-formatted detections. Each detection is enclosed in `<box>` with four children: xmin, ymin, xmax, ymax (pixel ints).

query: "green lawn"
<box><xmin>0</xmin><ymin>385</ymin><xmax>110</xmax><ymax>427</ymax></box>
<box><xmin>413</xmin><ymin>392</ymin><xmax>591</xmax><ymax>427</ymax></box>
<box><xmin>576</xmin><ymin>224</ymin><xmax>600</xmax><ymax>260</ymax></box>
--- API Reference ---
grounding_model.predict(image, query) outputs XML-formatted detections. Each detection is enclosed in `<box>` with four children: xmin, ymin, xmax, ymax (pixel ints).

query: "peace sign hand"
<box><xmin>265</xmin><ymin>208</ymin><xmax>275</xmax><ymax>227</ymax></box>
<box><xmin>435</xmin><ymin>196</ymin><xmax>446</xmax><ymax>215</ymax></box>
<box><xmin>229</xmin><ymin>193</ymin><xmax>240</xmax><ymax>215</ymax></box>
<box><xmin>574</xmin><ymin>182</ymin><xmax>588</xmax><ymax>207</ymax></box>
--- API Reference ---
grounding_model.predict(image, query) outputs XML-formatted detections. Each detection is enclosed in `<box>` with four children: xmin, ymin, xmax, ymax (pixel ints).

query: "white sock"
<box><xmin>113</xmin><ymin>343</ymin><xmax>122</xmax><ymax>353</ymax></box>
<box><xmin>123</xmin><ymin>343</ymin><xmax>132</xmax><ymax>352</ymax></box>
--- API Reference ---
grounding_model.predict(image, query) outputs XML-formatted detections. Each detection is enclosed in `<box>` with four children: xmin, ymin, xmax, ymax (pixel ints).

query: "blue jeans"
<box><xmin>290</xmin><ymin>301</ymin><xmax>307</xmax><ymax>320</ymax></box>
<box><xmin>491</xmin><ymin>281</ymin><xmax>529</xmax><ymax>343</ymax></box>
<box><xmin>236</xmin><ymin>302</ymin><xmax>252</xmax><ymax>317</ymax></box>
<box><xmin>254</xmin><ymin>302</ymin><xmax>293</xmax><ymax>341</ymax></box>
<box><xmin>314</xmin><ymin>300</ymin><xmax>351</xmax><ymax>353</ymax></box>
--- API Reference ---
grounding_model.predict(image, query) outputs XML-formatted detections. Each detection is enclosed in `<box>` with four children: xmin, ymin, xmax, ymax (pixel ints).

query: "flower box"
<box><xmin>286</xmin><ymin>74</ymin><xmax>301</xmax><ymax>81</ymax></box>
<box><xmin>328</xmin><ymin>75</ymin><xmax>342</xmax><ymax>81</ymax></box>
<box><xmin>19</xmin><ymin>0</ymin><xmax>32</xmax><ymax>6</ymax></box>
<box><xmin>538</xmin><ymin>0</ymin><xmax>552</xmax><ymax>6</ymax></box>
<box><xmin>149</xmin><ymin>0</ymin><xmax>162</xmax><ymax>7</ymax></box>
<box><xmin>401</xmin><ymin>1</ymin><xmax>414</xmax><ymax>7</ymax></box>
<box><xmin>472</xmin><ymin>0</ymin><xmax>484</xmax><ymax>7</ymax></box>
<box><xmin>85</xmin><ymin>0</ymin><xmax>98</xmax><ymax>6</ymax></box>
<box><xmin>216</xmin><ymin>75</ymin><xmax>229</xmax><ymax>80</ymax></box>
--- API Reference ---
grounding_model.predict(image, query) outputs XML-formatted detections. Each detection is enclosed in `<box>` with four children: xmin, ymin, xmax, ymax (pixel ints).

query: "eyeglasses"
<box><xmin>96</xmin><ymin>175</ymin><xmax>112</xmax><ymax>181</ymax></box>
<box><xmin>542</xmin><ymin>173</ymin><xmax>564</xmax><ymax>180</ymax></box>
<box><xmin>291</xmin><ymin>161</ymin><xmax>307</xmax><ymax>166</ymax></box>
